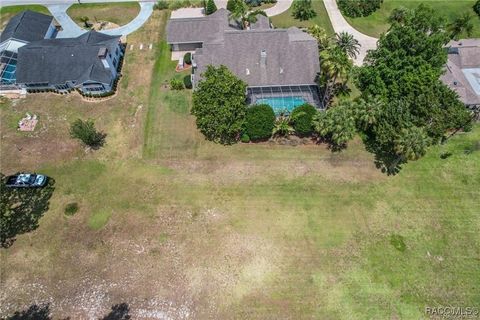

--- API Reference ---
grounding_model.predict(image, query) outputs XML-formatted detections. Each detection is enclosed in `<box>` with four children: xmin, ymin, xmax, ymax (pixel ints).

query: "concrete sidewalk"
<box><xmin>323</xmin><ymin>0</ymin><xmax>378</xmax><ymax>65</ymax></box>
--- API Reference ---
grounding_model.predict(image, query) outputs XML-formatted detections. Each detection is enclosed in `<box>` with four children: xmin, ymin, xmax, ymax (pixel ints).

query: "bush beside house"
<box><xmin>192</xmin><ymin>65</ymin><xmax>247</xmax><ymax>145</ymax></box>
<box><xmin>290</xmin><ymin>104</ymin><xmax>317</xmax><ymax>136</ymax></box>
<box><xmin>245</xmin><ymin>104</ymin><xmax>275</xmax><ymax>141</ymax></box>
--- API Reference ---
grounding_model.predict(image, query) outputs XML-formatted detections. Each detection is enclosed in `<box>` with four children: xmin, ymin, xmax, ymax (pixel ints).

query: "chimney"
<box><xmin>98</xmin><ymin>47</ymin><xmax>110</xmax><ymax>69</ymax></box>
<box><xmin>260</xmin><ymin>49</ymin><xmax>267</xmax><ymax>67</ymax></box>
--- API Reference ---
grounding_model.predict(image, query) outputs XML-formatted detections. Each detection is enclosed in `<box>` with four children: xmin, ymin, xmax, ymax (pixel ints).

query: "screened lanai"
<box><xmin>246</xmin><ymin>85</ymin><xmax>322</xmax><ymax>114</ymax></box>
<box><xmin>0</xmin><ymin>50</ymin><xmax>17</xmax><ymax>85</ymax></box>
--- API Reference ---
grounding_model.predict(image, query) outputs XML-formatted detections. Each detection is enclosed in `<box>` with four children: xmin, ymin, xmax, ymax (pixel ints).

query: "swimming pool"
<box><xmin>255</xmin><ymin>96</ymin><xmax>306</xmax><ymax>114</ymax></box>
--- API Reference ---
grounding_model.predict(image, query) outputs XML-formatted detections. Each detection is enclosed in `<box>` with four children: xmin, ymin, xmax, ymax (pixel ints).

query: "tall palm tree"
<box><xmin>319</xmin><ymin>46</ymin><xmax>352</xmax><ymax>108</ymax></box>
<box><xmin>229</xmin><ymin>1</ymin><xmax>249</xmax><ymax>29</ymax></box>
<box><xmin>307</xmin><ymin>25</ymin><xmax>331</xmax><ymax>51</ymax></box>
<box><xmin>335</xmin><ymin>31</ymin><xmax>360</xmax><ymax>59</ymax></box>
<box><xmin>448</xmin><ymin>13</ymin><xmax>474</xmax><ymax>40</ymax></box>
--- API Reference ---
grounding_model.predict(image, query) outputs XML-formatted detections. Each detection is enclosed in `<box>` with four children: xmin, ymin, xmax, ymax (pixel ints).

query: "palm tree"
<box><xmin>307</xmin><ymin>25</ymin><xmax>331</xmax><ymax>51</ymax></box>
<box><xmin>448</xmin><ymin>13</ymin><xmax>474</xmax><ymax>40</ymax></box>
<box><xmin>246</xmin><ymin>9</ymin><xmax>267</xmax><ymax>26</ymax></box>
<box><xmin>354</xmin><ymin>96</ymin><xmax>384</xmax><ymax>130</ymax></box>
<box><xmin>272</xmin><ymin>115</ymin><xmax>294</xmax><ymax>137</ymax></box>
<box><xmin>229</xmin><ymin>0</ymin><xmax>249</xmax><ymax>29</ymax></box>
<box><xmin>394</xmin><ymin>127</ymin><xmax>430</xmax><ymax>161</ymax></box>
<box><xmin>319</xmin><ymin>46</ymin><xmax>353</xmax><ymax>108</ymax></box>
<box><xmin>335</xmin><ymin>31</ymin><xmax>360</xmax><ymax>59</ymax></box>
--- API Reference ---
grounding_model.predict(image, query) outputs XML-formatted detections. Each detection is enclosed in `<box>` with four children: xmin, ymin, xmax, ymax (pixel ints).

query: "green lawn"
<box><xmin>346</xmin><ymin>0</ymin><xmax>480</xmax><ymax>38</ymax></box>
<box><xmin>67</xmin><ymin>2</ymin><xmax>140</xmax><ymax>27</ymax></box>
<box><xmin>271</xmin><ymin>0</ymin><xmax>335</xmax><ymax>34</ymax></box>
<box><xmin>0</xmin><ymin>8</ymin><xmax>479</xmax><ymax>319</ymax></box>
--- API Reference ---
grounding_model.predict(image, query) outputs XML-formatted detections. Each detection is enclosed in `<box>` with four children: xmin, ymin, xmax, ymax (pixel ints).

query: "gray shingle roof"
<box><xmin>16</xmin><ymin>31</ymin><xmax>120</xmax><ymax>85</ymax></box>
<box><xmin>441</xmin><ymin>39</ymin><xmax>480</xmax><ymax>105</ymax></box>
<box><xmin>0</xmin><ymin>10</ymin><xmax>53</xmax><ymax>43</ymax></box>
<box><xmin>194</xmin><ymin>27</ymin><xmax>319</xmax><ymax>87</ymax></box>
<box><xmin>167</xmin><ymin>8</ymin><xmax>236</xmax><ymax>44</ymax></box>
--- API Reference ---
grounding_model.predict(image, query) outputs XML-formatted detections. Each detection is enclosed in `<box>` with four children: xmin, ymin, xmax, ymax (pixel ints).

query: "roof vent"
<box><xmin>246</xmin><ymin>68</ymin><xmax>250</xmax><ymax>75</ymax></box>
<box><xmin>260</xmin><ymin>49</ymin><xmax>267</xmax><ymax>67</ymax></box>
<box><xmin>280</xmin><ymin>68</ymin><xmax>283</xmax><ymax>74</ymax></box>
<box><xmin>453</xmin><ymin>81</ymin><xmax>458</xmax><ymax>86</ymax></box>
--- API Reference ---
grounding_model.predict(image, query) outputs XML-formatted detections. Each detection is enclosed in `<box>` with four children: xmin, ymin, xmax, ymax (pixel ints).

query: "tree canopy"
<box><xmin>192</xmin><ymin>65</ymin><xmax>247</xmax><ymax>145</ymax></box>
<box><xmin>355</xmin><ymin>4</ymin><xmax>472</xmax><ymax>173</ymax></box>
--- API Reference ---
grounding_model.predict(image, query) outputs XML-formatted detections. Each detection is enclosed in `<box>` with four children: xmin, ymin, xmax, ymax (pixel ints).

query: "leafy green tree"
<box><xmin>70</xmin><ymin>119</ymin><xmax>106</xmax><ymax>149</ymax></box>
<box><xmin>272</xmin><ymin>115</ymin><xmax>294</xmax><ymax>137</ymax></box>
<box><xmin>244</xmin><ymin>104</ymin><xmax>275</xmax><ymax>141</ymax></box>
<box><xmin>229</xmin><ymin>0</ymin><xmax>249</xmax><ymax>28</ymax></box>
<box><xmin>192</xmin><ymin>65</ymin><xmax>247</xmax><ymax>144</ymax></box>
<box><xmin>227</xmin><ymin>0</ymin><xmax>241</xmax><ymax>12</ymax></box>
<box><xmin>0</xmin><ymin>174</ymin><xmax>55</xmax><ymax>247</ymax></box>
<box><xmin>307</xmin><ymin>25</ymin><xmax>331</xmax><ymax>51</ymax></box>
<box><xmin>290</xmin><ymin>104</ymin><xmax>317</xmax><ymax>136</ymax></box>
<box><xmin>355</xmin><ymin>4</ymin><xmax>471</xmax><ymax>161</ymax></box>
<box><xmin>292</xmin><ymin>0</ymin><xmax>316</xmax><ymax>21</ymax></box>
<box><xmin>335</xmin><ymin>31</ymin><xmax>360</xmax><ymax>59</ymax></box>
<box><xmin>206</xmin><ymin>0</ymin><xmax>217</xmax><ymax>15</ymax></box>
<box><xmin>474</xmin><ymin>0</ymin><xmax>480</xmax><ymax>18</ymax></box>
<box><xmin>337</xmin><ymin>0</ymin><xmax>383</xmax><ymax>18</ymax></box>
<box><xmin>388</xmin><ymin>7</ymin><xmax>409</xmax><ymax>25</ymax></box>
<box><xmin>313</xmin><ymin>102</ymin><xmax>356</xmax><ymax>149</ymax></box>
<box><xmin>448</xmin><ymin>13</ymin><xmax>474</xmax><ymax>40</ymax></box>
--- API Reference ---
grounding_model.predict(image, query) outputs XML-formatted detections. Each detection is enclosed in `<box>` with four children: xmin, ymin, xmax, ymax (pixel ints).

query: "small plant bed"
<box><xmin>175</xmin><ymin>64</ymin><xmax>192</xmax><ymax>72</ymax></box>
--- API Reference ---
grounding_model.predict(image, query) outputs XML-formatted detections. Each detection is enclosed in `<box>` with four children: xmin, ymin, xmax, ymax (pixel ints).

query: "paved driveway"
<box><xmin>5</xmin><ymin>0</ymin><xmax>154</xmax><ymax>37</ymax></box>
<box><xmin>323</xmin><ymin>0</ymin><xmax>378</xmax><ymax>65</ymax></box>
<box><xmin>214</xmin><ymin>0</ymin><xmax>293</xmax><ymax>17</ymax></box>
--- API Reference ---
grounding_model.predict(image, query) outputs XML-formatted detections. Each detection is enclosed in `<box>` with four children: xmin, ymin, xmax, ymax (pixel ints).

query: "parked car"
<box><xmin>5</xmin><ymin>173</ymin><xmax>48</xmax><ymax>188</ymax></box>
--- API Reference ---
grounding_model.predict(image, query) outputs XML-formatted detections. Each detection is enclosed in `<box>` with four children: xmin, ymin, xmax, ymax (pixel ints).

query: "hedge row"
<box><xmin>337</xmin><ymin>0</ymin><xmax>383</xmax><ymax>18</ymax></box>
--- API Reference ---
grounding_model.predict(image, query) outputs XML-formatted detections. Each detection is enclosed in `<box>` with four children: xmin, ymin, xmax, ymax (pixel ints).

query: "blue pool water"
<box><xmin>256</xmin><ymin>96</ymin><xmax>306</xmax><ymax>114</ymax></box>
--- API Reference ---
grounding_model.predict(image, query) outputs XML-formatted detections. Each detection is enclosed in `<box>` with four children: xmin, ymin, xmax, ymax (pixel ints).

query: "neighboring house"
<box><xmin>0</xmin><ymin>10</ymin><xmax>57</xmax><ymax>87</ymax></box>
<box><xmin>441</xmin><ymin>39</ymin><xmax>480</xmax><ymax>111</ymax></box>
<box><xmin>166</xmin><ymin>9</ymin><xmax>321</xmax><ymax>111</ymax></box>
<box><xmin>16</xmin><ymin>31</ymin><xmax>123</xmax><ymax>95</ymax></box>
<box><xmin>0</xmin><ymin>10</ymin><xmax>124</xmax><ymax>95</ymax></box>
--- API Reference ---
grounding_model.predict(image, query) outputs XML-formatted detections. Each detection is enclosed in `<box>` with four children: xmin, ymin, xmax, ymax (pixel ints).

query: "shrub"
<box><xmin>170</xmin><ymin>78</ymin><xmax>184</xmax><ymax>90</ymax></box>
<box><xmin>245</xmin><ymin>104</ymin><xmax>275</xmax><ymax>141</ymax></box>
<box><xmin>184</xmin><ymin>52</ymin><xmax>192</xmax><ymax>65</ymax></box>
<box><xmin>337</xmin><ymin>0</ymin><xmax>383</xmax><ymax>18</ymax></box>
<box><xmin>290</xmin><ymin>104</ymin><xmax>317</xmax><ymax>136</ymax></box>
<box><xmin>154</xmin><ymin>0</ymin><xmax>169</xmax><ymax>10</ymax></box>
<box><xmin>292</xmin><ymin>0</ymin><xmax>316</xmax><ymax>21</ymax></box>
<box><xmin>206</xmin><ymin>0</ymin><xmax>217</xmax><ymax>15</ymax></box>
<box><xmin>183</xmin><ymin>75</ymin><xmax>193</xmax><ymax>89</ymax></box>
<box><xmin>64</xmin><ymin>203</ymin><xmax>79</xmax><ymax>216</ymax></box>
<box><xmin>241</xmin><ymin>133</ymin><xmax>251</xmax><ymax>143</ymax></box>
<box><xmin>70</xmin><ymin>119</ymin><xmax>106</xmax><ymax>149</ymax></box>
<box><xmin>191</xmin><ymin>65</ymin><xmax>247</xmax><ymax>144</ymax></box>
<box><xmin>227</xmin><ymin>0</ymin><xmax>240</xmax><ymax>11</ymax></box>
<box><xmin>474</xmin><ymin>0</ymin><xmax>480</xmax><ymax>17</ymax></box>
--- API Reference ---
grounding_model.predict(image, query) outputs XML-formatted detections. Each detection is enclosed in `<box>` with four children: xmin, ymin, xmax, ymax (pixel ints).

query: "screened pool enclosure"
<box><xmin>246</xmin><ymin>85</ymin><xmax>322</xmax><ymax>114</ymax></box>
<box><xmin>0</xmin><ymin>50</ymin><xmax>17</xmax><ymax>85</ymax></box>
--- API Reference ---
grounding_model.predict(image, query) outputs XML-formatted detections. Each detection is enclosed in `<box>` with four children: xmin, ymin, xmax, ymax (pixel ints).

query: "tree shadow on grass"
<box><xmin>6</xmin><ymin>304</ymin><xmax>51</xmax><ymax>320</ymax></box>
<box><xmin>100</xmin><ymin>303</ymin><xmax>131</xmax><ymax>320</ymax></box>
<box><xmin>0</xmin><ymin>174</ymin><xmax>55</xmax><ymax>248</ymax></box>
